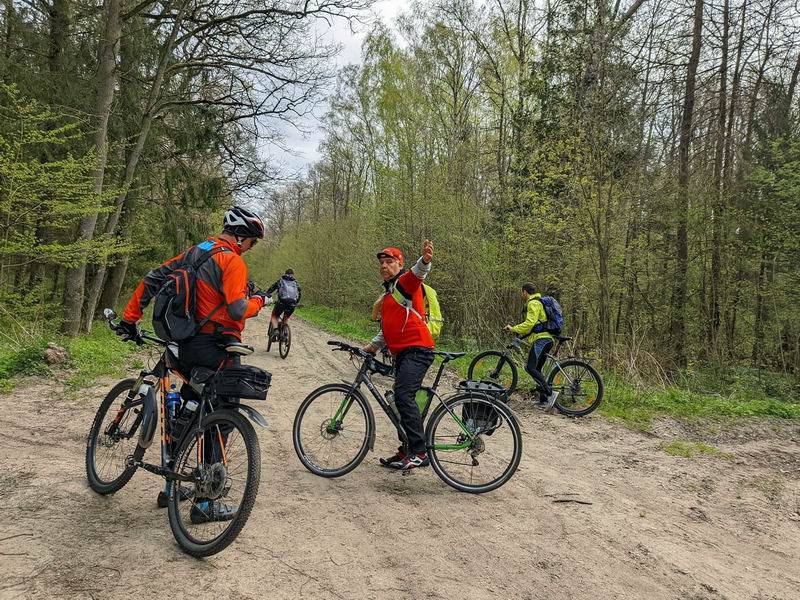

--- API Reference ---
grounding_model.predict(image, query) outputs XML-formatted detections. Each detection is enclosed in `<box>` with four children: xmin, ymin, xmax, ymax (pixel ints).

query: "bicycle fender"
<box><xmin>136</xmin><ymin>384</ymin><xmax>158</xmax><ymax>450</ymax></box>
<box><xmin>236</xmin><ymin>403</ymin><xmax>268</xmax><ymax>428</ymax></box>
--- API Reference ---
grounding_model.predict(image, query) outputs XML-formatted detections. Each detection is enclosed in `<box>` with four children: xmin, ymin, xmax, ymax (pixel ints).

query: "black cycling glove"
<box><xmin>116</xmin><ymin>320</ymin><xmax>141</xmax><ymax>343</ymax></box>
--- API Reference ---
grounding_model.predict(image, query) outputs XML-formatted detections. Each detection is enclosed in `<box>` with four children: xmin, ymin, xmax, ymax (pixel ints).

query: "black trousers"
<box><xmin>177</xmin><ymin>334</ymin><xmax>239</xmax><ymax>465</ymax></box>
<box><xmin>393</xmin><ymin>347</ymin><xmax>434</xmax><ymax>454</ymax></box>
<box><xmin>525</xmin><ymin>338</ymin><xmax>553</xmax><ymax>399</ymax></box>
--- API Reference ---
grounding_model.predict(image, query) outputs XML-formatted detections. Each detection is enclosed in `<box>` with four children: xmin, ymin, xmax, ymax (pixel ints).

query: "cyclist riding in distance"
<box><xmin>117</xmin><ymin>206</ymin><xmax>270</xmax><ymax>519</ymax></box>
<box><xmin>266</xmin><ymin>268</ymin><xmax>301</xmax><ymax>342</ymax></box>
<box><xmin>362</xmin><ymin>240</ymin><xmax>435</xmax><ymax>471</ymax></box>
<box><xmin>503</xmin><ymin>282</ymin><xmax>557</xmax><ymax>408</ymax></box>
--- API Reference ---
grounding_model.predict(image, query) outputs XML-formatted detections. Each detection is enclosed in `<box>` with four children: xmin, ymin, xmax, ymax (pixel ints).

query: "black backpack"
<box><xmin>152</xmin><ymin>246</ymin><xmax>226</xmax><ymax>342</ymax></box>
<box><xmin>277</xmin><ymin>277</ymin><xmax>300</xmax><ymax>304</ymax></box>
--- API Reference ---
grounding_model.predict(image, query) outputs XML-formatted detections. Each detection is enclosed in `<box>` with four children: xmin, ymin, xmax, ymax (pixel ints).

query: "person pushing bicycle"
<box><xmin>362</xmin><ymin>240</ymin><xmax>435</xmax><ymax>471</ymax></box>
<box><xmin>503</xmin><ymin>283</ymin><xmax>558</xmax><ymax>408</ymax></box>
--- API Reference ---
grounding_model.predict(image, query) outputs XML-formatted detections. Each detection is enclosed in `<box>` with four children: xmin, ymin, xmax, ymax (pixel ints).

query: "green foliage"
<box><xmin>600</xmin><ymin>370</ymin><xmax>800</xmax><ymax>427</ymax></box>
<box><xmin>0</xmin><ymin>317</ymin><xmax>135</xmax><ymax>393</ymax></box>
<box><xmin>63</xmin><ymin>325</ymin><xmax>134</xmax><ymax>389</ymax></box>
<box><xmin>0</xmin><ymin>84</ymin><xmax>118</xmax><ymax>266</ymax></box>
<box><xmin>0</xmin><ymin>337</ymin><xmax>50</xmax><ymax>392</ymax></box>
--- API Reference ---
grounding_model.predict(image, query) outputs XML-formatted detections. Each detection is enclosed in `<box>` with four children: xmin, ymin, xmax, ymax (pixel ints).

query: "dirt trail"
<box><xmin>1</xmin><ymin>314</ymin><xmax>799</xmax><ymax>599</ymax></box>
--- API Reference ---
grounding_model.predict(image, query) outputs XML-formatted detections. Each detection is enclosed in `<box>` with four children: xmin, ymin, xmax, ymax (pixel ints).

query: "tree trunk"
<box><xmin>47</xmin><ymin>0</ymin><xmax>70</xmax><ymax>75</ymax></box>
<box><xmin>670</xmin><ymin>0</ymin><xmax>704</xmax><ymax>369</ymax></box>
<box><xmin>61</xmin><ymin>0</ymin><xmax>121</xmax><ymax>336</ymax></box>
<box><xmin>709</xmin><ymin>0</ymin><xmax>729</xmax><ymax>355</ymax></box>
<box><xmin>81</xmin><ymin>2</ymin><xmax>188</xmax><ymax>332</ymax></box>
<box><xmin>99</xmin><ymin>255</ymin><xmax>129</xmax><ymax>313</ymax></box>
<box><xmin>3</xmin><ymin>0</ymin><xmax>13</xmax><ymax>62</ymax></box>
<box><xmin>752</xmin><ymin>247</ymin><xmax>768</xmax><ymax>364</ymax></box>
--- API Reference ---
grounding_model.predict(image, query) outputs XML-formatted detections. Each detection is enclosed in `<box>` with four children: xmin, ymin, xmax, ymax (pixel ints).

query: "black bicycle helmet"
<box><xmin>223</xmin><ymin>206</ymin><xmax>265</xmax><ymax>239</ymax></box>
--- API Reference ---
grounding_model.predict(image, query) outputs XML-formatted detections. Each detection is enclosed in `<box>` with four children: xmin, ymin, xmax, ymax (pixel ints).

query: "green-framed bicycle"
<box><xmin>292</xmin><ymin>341</ymin><xmax>523</xmax><ymax>494</ymax></box>
<box><xmin>467</xmin><ymin>334</ymin><xmax>604</xmax><ymax>417</ymax></box>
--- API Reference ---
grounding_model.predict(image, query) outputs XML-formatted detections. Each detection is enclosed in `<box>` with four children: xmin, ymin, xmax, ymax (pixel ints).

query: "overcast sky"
<box><xmin>264</xmin><ymin>1</ymin><xmax>411</xmax><ymax>180</ymax></box>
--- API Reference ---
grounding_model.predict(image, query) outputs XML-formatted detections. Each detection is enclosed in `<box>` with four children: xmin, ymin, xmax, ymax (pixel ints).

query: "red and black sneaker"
<box><xmin>393</xmin><ymin>451</ymin><xmax>429</xmax><ymax>471</ymax></box>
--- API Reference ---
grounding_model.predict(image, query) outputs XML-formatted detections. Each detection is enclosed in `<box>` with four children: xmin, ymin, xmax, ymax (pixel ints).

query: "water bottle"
<box><xmin>385</xmin><ymin>390</ymin><xmax>401</xmax><ymax>421</ymax></box>
<box><xmin>172</xmin><ymin>399</ymin><xmax>199</xmax><ymax>441</ymax></box>
<box><xmin>166</xmin><ymin>384</ymin><xmax>181</xmax><ymax>421</ymax></box>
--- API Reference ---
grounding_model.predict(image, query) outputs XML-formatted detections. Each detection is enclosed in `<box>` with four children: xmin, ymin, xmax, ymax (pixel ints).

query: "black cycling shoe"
<box><xmin>379</xmin><ymin>450</ymin><xmax>406</xmax><ymax>468</ymax></box>
<box><xmin>189</xmin><ymin>499</ymin><xmax>238</xmax><ymax>524</ymax></box>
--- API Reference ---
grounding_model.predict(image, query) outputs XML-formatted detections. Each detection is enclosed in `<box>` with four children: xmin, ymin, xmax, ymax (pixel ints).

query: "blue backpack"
<box><xmin>535</xmin><ymin>296</ymin><xmax>564</xmax><ymax>335</ymax></box>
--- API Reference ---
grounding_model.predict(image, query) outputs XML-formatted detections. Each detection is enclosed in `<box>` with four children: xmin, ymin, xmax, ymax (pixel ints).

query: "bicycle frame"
<box><xmin>329</xmin><ymin>352</ymin><xmax>484</xmax><ymax>453</ymax></box>
<box><xmin>495</xmin><ymin>336</ymin><xmax>580</xmax><ymax>386</ymax></box>
<box><xmin>117</xmin><ymin>352</ymin><xmax>197</xmax><ymax>484</ymax></box>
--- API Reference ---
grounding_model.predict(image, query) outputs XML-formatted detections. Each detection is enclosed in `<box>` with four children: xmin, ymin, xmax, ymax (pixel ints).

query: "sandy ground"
<box><xmin>1</xmin><ymin>314</ymin><xmax>799</xmax><ymax>600</ymax></box>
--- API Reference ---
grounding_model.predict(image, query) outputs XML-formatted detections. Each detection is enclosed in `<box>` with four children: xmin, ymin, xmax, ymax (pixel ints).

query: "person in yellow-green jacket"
<box><xmin>503</xmin><ymin>282</ymin><xmax>558</xmax><ymax>408</ymax></box>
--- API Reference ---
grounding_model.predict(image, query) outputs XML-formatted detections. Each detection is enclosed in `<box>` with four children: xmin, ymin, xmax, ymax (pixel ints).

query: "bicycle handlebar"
<box><xmin>327</xmin><ymin>340</ymin><xmax>393</xmax><ymax>375</ymax></box>
<box><xmin>103</xmin><ymin>308</ymin><xmax>166</xmax><ymax>346</ymax></box>
<box><xmin>327</xmin><ymin>339</ymin><xmax>369</xmax><ymax>358</ymax></box>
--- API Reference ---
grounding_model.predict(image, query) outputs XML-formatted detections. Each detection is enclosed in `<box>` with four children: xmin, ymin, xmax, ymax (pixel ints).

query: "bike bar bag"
<box><xmin>214</xmin><ymin>365</ymin><xmax>271</xmax><ymax>400</ymax></box>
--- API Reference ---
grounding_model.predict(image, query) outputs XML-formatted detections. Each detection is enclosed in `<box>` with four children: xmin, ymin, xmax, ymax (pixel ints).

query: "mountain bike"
<box><xmin>467</xmin><ymin>334</ymin><xmax>604</xmax><ymax>417</ymax></box>
<box><xmin>267</xmin><ymin>313</ymin><xmax>291</xmax><ymax>359</ymax></box>
<box><xmin>293</xmin><ymin>341</ymin><xmax>523</xmax><ymax>494</ymax></box>
<box><xmin>85</xmin><ymin>309</ymin><xmax>270</xmax><ymax>557</ymax></box>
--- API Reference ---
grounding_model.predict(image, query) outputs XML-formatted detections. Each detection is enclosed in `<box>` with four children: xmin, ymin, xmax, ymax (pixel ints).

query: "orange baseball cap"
<box><xmin>376</xmin><ymin>246</ymin><xmax>404</xmax><ymax>266</ymax></box>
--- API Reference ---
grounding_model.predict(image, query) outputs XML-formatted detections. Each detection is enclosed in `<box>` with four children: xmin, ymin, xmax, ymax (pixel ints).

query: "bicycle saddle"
<box><xmin>433</xmin><ymin>351</ymin><xmax>466</xmax><ymax>361</ymax></box>
<box><xmin>223</xmin><ymin>342</ymin><xmax>254</xmax><ymax>356</ymax></box>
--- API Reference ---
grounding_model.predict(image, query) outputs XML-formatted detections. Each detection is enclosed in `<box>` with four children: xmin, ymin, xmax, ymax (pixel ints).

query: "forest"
<box><xmin>2</xmin><ymin>0</ymin><xmax>799</xmax><ymax>383</ymax></box>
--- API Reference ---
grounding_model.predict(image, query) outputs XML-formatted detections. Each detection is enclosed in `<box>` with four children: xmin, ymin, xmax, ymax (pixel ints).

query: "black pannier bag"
<box><xmin>458</xmin><ymin>380</ymin><xmax>509</xmax><ymax>435</ymax></box>
<box><xmin>214</xmin><ymin>365</ymin><xmax>271</xmax><ymax>400</ymax></box>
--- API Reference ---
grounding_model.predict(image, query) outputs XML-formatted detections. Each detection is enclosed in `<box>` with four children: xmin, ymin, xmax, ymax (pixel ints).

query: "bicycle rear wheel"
<box><xmin>279</xmin><ymin>323</ymin><xmax>291</xmax><ymax>359</ymax></box>
<box><xmin>293</xmin><ymin>383</ymin><xmax>372</xmax><ymax>477</ymax></box>
<box><xmin>467</xmin><ymin>351</ymin><xmax>518</xmax><ymax>394</ymax></box>
<box><xmin>548</xmin><ymin>359</ymin><xmax>604</xmax><ymax>417</ymax></box>
<box><xmin>167</xmin><ymin>409</ymin><xmax>260</xmax><ymax>557</ymax></box>
<box><xmin>426</xmin><ymin>393</ymin><xmax>522</xmax><ymax>494</ymax></box>
<box><xmin>85</xmin><ymin>379</ymin><xmax>142</xmax><ymax>494</ymax></box>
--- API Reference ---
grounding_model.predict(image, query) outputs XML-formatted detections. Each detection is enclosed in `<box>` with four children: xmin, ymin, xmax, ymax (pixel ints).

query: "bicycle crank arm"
<box><xmin>125</xmin><ymin>456</ymin><xmax>195</xmax><ymax>482</ymax></box>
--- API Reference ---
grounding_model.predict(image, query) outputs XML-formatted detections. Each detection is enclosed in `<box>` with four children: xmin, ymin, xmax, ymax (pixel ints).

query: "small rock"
<box><xmin>43</xmin><ymin>343</ymin><xmax>68</xmax><ymax>366</ymax></box>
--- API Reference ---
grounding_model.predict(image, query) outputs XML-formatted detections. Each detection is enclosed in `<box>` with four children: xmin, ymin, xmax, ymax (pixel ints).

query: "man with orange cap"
<box><xmin>363</xmin><ymin>240</ymin><xmax>435</xmax><ymax>470</ymax></box>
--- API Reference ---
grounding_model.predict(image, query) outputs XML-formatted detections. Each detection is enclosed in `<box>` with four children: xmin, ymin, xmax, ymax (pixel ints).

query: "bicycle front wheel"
<box><xmin>168</xmin><ymin>409</ymin><xmax>261</xmax><ymax>558</ymax></box>
<box><xmin>293</xmin><ymin>383</ymin><xmax>373</xmax><ymax>478</ymax></box>
<box><xmin>85</xmin><ymin>379</ymin><xmax>141</xmax><ymax>494</ymax></box>
<box><xmin>548</xmin><ymin>359</ymin><xmax>604</xmax><ymax>417</ymax></box>
<box><xmin>426</xmin><ymin>393</ymin><xmax>522</xmax><ymax>494</ymax></box>
<box><xmin>279</xmin><ymin>323</ymin><xmax>291</xmax><ymax>359</ymax></box>
<box><xmin>467</xmin><ymin>351</ymin><xmax>518</xmax><ymax>394</ymax></box>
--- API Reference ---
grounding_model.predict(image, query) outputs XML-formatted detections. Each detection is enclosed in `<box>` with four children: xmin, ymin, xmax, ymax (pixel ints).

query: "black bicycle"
<box><xmin>293</xmin><ymin>341</ymin><xmax>523</xmax><ymax>494</ymax></box>
<box><xmin>85</xmin><ymin>309</ymin><xmax>270</xmax><ymax>557</ymax></box>
<box><xmin>267</xmin><ymin>314</ymin><xmax>291</xmax><ymax>359</ymax></box>
<box><xmin>467</xmin><ymin>334</ymin><xmax>604</xmax><ymax>417</ymax></box>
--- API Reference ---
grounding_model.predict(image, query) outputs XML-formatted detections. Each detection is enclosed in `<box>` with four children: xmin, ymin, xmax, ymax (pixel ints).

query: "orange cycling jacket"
<box><xmin>123</xmin><ymin>237</ymin><xmax>264</xmax><ymax>340</ymax></box>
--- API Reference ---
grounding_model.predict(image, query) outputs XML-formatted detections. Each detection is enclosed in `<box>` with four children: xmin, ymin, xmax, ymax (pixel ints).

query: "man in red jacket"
<box><xmin>363</xmin><ymin>240</ymin><xmax>435</xmax><ymax>471</ymax></box>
